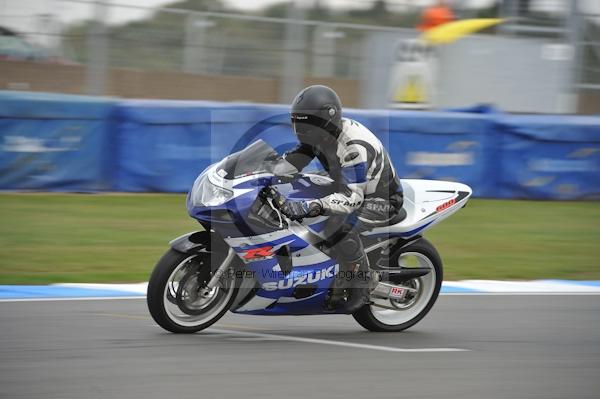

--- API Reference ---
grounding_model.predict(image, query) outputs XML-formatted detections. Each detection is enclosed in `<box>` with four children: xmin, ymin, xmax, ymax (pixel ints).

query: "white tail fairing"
<box><xmin>362</xmin><ymin>179</ymin><xmax>472</xmax><ymax>238</ymax></box>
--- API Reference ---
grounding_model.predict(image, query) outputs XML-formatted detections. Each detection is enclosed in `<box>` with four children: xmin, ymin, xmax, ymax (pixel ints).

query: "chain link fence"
<box><xmin>1</xmin><ymin>0</ymin><xmax>404</xmax><ymax>78</ymax></box>
<box><xmin>0</xmin><ymin>0</ymin><xmax>598</xmax><ymax>111</ymax></box>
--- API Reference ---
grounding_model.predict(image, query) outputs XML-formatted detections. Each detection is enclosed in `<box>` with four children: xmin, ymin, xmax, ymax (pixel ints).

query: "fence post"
<box><xmin>312</xmin><ymin>24</ymin><xmax>341</xmax><ymax>77</ymax></box>
<box><xmin>279</xmin><ymin>1</ymin><xmax>306</xmax><ymax>103</ymax></box>
<box><xmin>85</xmin><ymin>0</ymin><xmax>109</xmax><ymax>96</ymax></box>
<box><xmin>567</xmin><ymin>0</ymin><xmax>583</xmax><ymax>113</ymax></box>
<box><xmin>183</xmin><ymin>15</ymin><xmax>215</xmax><ymax>74</ymax></box>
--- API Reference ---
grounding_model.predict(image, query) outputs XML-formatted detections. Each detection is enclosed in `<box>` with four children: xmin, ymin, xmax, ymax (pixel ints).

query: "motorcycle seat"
<box><xmin>356</xmin><ymin>198</ymin><xmax>407</xmax><ymax>228</ymax></box>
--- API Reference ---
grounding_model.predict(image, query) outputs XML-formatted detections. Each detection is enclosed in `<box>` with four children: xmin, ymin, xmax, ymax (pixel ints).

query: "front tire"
<box><xmin>353</xmin><ymin>238</ymin><xmax>443</xmax><ymax>332</ymax></box>
<box><xmin>147</xmin><ymin>249</ymin><xmax>239</xmax><ymax>333</ymax></box>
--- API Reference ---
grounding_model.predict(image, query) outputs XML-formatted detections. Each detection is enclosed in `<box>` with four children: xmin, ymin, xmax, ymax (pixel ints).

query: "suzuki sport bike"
<box><xmin>147</xmin><ymin>140</ymin><xmax>472</xmax><ymax>333</ymax></box>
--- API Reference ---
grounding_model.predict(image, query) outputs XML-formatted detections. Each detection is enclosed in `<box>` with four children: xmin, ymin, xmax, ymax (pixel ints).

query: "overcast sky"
<box><xmin>0</xmin><ymin>0</ymin><xmax>593</xmax><ymax>37</ymax></box>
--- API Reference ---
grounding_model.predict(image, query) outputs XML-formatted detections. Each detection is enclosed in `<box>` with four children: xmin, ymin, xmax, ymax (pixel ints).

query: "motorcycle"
<box><xmin>147</xmin><ymin>139</ymin><xmax>472</xmax><ymax>333</ymax></box>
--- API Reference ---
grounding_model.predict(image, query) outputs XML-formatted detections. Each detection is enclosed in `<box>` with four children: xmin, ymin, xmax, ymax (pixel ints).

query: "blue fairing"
<box><xmin>187</xmin><ymin>172</ymin><xmax>336</xmax><ymax>236</ymax></box>
<box><xmin>186</xmin><ymin>160</ymin><xmax>346</xmax><ymax>314</ymax></box>
<box><xmin>234</xmin><ymin>257</ymin><xmax>342</xmax><ymax>315</ymax></box>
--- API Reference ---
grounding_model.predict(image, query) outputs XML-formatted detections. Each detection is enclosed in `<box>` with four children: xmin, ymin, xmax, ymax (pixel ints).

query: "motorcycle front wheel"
<box><xmin>147</xmin><ymin>249</ymin><xmax>239</xmax><ymax>333</ymax></box>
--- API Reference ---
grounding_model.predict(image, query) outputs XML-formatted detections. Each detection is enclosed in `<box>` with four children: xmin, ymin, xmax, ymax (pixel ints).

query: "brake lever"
<box><xmin>261</xmin><ymin>186</ymin><xmax>286</xmax><ymax>209</ymax></box>
<box><xmin>266</xmin><ymin>197</ymin><xmax>284</xmax><ymax>229</ymax></box>
<box><xmin>257</xmin><ymin>186</ymin><xmax>289</xmax><ymax>228</ymax></box>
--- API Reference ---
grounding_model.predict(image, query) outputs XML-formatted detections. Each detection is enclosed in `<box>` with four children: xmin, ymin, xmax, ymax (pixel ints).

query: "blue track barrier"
<box><xmin>383</xmin><ymin>110</ymin><xmax>498</xmax><ymax>198</ymax></box>
<box><xmin>496</xmin><ymin>114</ymin><xmax>600</xmax><ymax>200</ymax></box>
<box><xmin>1</xmin><ymin>91</ymin><xmax>598</xmax><ymax>199</ymax></box>
<box><xmin>0</xmin><ymin>91</ymin><xmax>115</xmax><ymax>191</ymax></box>
<box><xmin>111</xmin><ymin>101</ymin><xmax>298</xmax><ymax>192</ymax></box>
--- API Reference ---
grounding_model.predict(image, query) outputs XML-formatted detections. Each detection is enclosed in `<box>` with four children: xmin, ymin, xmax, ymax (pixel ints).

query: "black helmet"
<box><xmin>290</xmin><ymin>85</ymin><xmax>342</xmax><ymax>147</ymax></box>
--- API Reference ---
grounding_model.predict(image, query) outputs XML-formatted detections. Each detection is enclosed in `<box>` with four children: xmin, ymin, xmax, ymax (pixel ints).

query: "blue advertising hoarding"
<box><xmin>0</xmin><ymin>91</ymin><xmax>114</xmax><ymax>191</ymax></box>
<box><xmin>1</xmin><ymin>91</ymin><xmax>598</xmax><ymax>199</ymax></box>
<box><xmin>496</xmin><ymin>115</ymin><xmax>600</xmax><ymax>199</ymax></box>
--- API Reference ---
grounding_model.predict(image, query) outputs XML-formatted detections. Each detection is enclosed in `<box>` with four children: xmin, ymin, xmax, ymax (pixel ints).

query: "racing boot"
<box><xmin>326</xmin><ymin>255</ymin><xmax>371</xmax><ymax>313</ymax></box>
<box><xmin>342</xmin><ymin>254</ymin><xmax>372</xmax><ymax>314</ymax></box>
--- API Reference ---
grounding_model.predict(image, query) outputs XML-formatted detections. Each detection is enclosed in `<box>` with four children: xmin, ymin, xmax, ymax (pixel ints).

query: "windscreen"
<box><xmin>217</xmin><ymin>140</ymin><xmax>280</xmax><ymax>180</ymax></box>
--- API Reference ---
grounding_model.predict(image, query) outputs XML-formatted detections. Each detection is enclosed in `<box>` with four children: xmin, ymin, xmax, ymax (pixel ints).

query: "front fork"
<box><xmin>170</xmin><ymin>230</ymin><xmax>237</xmax><ymax>295</ymax></box>
<box><xmin>201</xmin><ymin>248</ymin><xmax>236</xmax><ymax>294</ymax></box>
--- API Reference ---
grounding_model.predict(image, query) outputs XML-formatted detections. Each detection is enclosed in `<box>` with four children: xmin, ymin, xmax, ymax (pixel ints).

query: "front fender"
<box><xmin>169</xmin><ymin>230</ymin><xmax>232</xmax><ymax>255</ymax></box>
<box><xmin>169</xmin><ymin>231</ymin><xmax>211</xmax><ymax>254</ymax></box>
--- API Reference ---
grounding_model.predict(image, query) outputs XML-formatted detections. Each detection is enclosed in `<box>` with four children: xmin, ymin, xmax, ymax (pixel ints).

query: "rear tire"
<box><xmin>353</xmin><ymin>238</ymin><xmax>443</xmax><ymax>332</ymax></box>
<box><xmin>147</xmin><ymin>249</ymin><xmax>239</xmax><ymax>334</ymax></box>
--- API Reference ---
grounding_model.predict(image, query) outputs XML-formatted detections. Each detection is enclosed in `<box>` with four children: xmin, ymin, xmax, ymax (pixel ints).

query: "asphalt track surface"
<box><xmin>1</xmin><ymin>295</ymin><xmax>599</xmax><ymax>399</ymax></box>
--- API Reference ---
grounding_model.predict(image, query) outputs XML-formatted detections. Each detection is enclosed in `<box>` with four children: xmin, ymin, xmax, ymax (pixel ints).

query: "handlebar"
<box><xmin>259</xmin><ymin>185</ymin><xmax>286</xmax><ymax>210</ymax></box>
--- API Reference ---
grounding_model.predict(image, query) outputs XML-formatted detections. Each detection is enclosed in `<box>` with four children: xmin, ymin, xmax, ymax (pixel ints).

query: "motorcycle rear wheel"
<box><xmin>147</xmin><ymin>249</ymin><xmax>239</xmax><ymax>333</ymax></box>
<box><xmin>353</xmin><ymin>238</ymin><xmax>443</xmax><ymax>332</ymax></box>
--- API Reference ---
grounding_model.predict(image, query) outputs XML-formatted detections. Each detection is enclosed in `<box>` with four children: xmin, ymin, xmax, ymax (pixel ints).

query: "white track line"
<box><xmin>441</xmin><ymin>292</ymin><xmax>600</xmax><ymax>296</ymax></box>
<box><xmin>0</xmin><ymin>296</ymin><xmax>144</xmax><ymax>303</ymax></box>
<box><xmin>209</xmin><ymin>328</ymin><xmax>468</xmax><ymax>353</ymax></box>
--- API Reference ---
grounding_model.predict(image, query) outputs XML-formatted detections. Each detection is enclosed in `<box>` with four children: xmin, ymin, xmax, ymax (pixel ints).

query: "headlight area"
<box><xmin>190</xmin><ymin>173</ymin><xmax>233</xmax><ymax>207</ymax></box>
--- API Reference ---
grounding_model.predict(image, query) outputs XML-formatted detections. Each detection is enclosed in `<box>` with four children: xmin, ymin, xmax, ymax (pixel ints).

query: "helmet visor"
<box><xmin>291</xmin><ymin>113</ymin><xmax>326</xmax><ymax>146</ymax></box>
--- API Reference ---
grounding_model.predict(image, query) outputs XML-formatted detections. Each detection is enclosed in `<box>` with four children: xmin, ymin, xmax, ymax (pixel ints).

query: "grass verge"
<box><xmin>0</xmin><ymin>194</ymin><xmax>598</xmax><ymax>284</ymax></box>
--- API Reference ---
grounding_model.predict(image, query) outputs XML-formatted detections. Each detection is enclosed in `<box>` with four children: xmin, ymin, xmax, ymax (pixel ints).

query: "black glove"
<box><xmin>280</xmin><ymin>199</ymin><xmax>323</xmax><ymax>221</ymax></box>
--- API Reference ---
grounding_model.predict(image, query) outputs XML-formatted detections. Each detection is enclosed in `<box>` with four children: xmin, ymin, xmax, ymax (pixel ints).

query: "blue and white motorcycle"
<box><xmin>147</xmin><ymin>140</ymin><xmax>471</xmax><ymax>333</ymax></box>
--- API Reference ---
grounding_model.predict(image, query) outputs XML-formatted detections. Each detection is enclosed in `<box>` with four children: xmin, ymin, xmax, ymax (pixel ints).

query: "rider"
<box><xmin>274</xmin><ymin>85</ymin><xmax>404</xmax><ymax>313</ymax></box>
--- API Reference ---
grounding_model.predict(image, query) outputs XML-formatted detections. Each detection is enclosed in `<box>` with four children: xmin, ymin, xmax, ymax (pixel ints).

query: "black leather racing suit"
<box><xmin>282</xmin><ymin>117</ymin><xmax>403</xmax><ymax>309</ymax></box>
